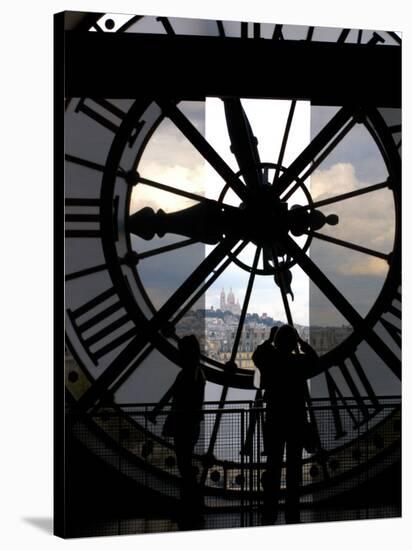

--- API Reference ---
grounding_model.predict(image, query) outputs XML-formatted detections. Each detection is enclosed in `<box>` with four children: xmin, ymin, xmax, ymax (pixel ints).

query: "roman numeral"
<box><xmin>65</xmin><ymin>198</ymin><xmax>100</xmax><ymax>238</ymax></box>
<box><xmin>368</xmin><ymin>32</ymin><xmax>385</xmax><ymax>45</ymax></box>
<box><xmin>216</xmin><ymin>20</ymin><xmax>225</xmax><ymax>37</ymax></box>
<box><xmin>67</xmin><ymin>287</ymin><xmax>136</xmax><ymax>366</ymax></box>
<box><xmin>75</xmin><ymin>99</ymin><xmax>144</xmax><ymax>147</ymax></box>
<box><xmin>241</xmin><ymin>22</ymin><xmax>261</xmax><ymax>39</ymax></box>
<box><xmin>389</xmin><ymin>123</ymin><xmax>402</xmax><ymax>150</ymax></box>
<box><xmin>337</xmin><ymin>29</ymin><xmax>351</xmax><ymax>43</ymax></box>
<box><xmin>325</xmin><ymin>354</ymin><xmax>381</xmax><ymax>439</ymax></box>
<box><xmin>380</xmin><ymin>289</ymin><xmax>401</xmax><ymax>349</ymax></box>
<box><xmin>305</xmin><ymin>27</ymin><xmax>314</xmax><ymax>41</ymax></box>
<box><xmin>368</xmin><ymin>288</ymin><xmax>401</xmax><ymax>378</ymax></box>
<box><xmin>387</xmin><ymin>289</ymin><xmax>401</xmax><ymax>319</ymax></box>
<box><xmin>272</xmin><ymin>25</ymin><xmax>284</xmax><ymax>40</ymax></box>
<box><xmin>156</xmin><ymin>17</ymin><xmax>175</xmax><ymax>35</ymax></box>
<box><xmin>65</xmin><ymin>197</ymin><xmax>119</xmax><ymax>240</ymax></box>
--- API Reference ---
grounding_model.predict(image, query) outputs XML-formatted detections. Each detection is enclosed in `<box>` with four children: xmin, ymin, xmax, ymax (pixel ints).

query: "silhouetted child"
<box><xmin>252</xmin><ymin>324</ymin><xmax>318</xmax><ymax>524</ymax></box>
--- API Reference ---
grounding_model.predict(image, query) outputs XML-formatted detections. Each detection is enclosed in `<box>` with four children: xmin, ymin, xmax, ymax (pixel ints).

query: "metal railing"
<box><xmin>68</xmin><ymin>397</ymin><xmax>400</xmax><ymax>534</ymax></box>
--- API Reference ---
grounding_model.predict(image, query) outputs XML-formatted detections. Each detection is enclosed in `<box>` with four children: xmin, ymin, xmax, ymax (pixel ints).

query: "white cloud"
<box><xmin>311</xmin><ymin>162</ymin><xmax>395</xmax><ymax>266</ymax></box>
<box><xmin>311</xmin><ymin>162</ymin><xmax>357</xmax><ymax>200</ymax></box>
<box><xmin>337</xmin><ymin>256</ymin><xmax>389</xmax><ymax>277</ymax></box>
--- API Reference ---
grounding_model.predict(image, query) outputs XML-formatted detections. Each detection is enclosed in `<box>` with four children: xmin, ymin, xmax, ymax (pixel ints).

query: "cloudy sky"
<box><xmin>130</xmin><ymin>99</ymin><xmax>395</xmax><ymax>328</ymax></box>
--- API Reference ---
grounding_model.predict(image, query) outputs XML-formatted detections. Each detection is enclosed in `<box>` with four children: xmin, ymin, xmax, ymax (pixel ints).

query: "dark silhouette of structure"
<box><xmin>253</xmin><ymin>324</ymin><xmax>319</xmax><ymax>524</ymax></box>
<box><xmin>150</xmin><ymin>335</ymin><xmax>206</xmax><ymax>528</ymax></box>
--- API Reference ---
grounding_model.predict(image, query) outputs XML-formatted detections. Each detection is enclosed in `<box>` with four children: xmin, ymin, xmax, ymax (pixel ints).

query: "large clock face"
<box><xmin>64</xmin><ymin>12</ymin><xmax>401</xmax><ymax>505</ymax></box>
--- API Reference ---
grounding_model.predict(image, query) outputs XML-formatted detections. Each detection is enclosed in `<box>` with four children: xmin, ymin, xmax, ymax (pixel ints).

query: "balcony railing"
<box><xmin>67</xmin><ymin>397</ymin><xmax>400</xmax><ymax>534</ymax></box>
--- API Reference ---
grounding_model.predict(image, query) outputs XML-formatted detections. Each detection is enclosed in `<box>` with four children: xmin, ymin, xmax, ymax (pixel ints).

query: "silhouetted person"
<box><xmin>150</xmin><ymin>335</ymin><xmax>205</xmax><ymax>528</ymax></box>
<box><xmin>252</xmin><ymin>324</ymin><xmax>318</xmax><ymax>524</ymax></box>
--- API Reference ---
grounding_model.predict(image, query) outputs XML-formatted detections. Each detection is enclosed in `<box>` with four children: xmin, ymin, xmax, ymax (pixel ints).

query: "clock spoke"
<box><xmin>230</xmin><ymin>247</ymin><xmax>261</xmax><ymax>361</ymax></box>
<box><xmin>284</xmin><ymin>235</ymin><xmax>401</xmax><ymax>378</ymax></box>
<box><xmin>223</xmin><ymin>98</ymin><xmax>262</xmax><ymax>190</ymax></box>
<box><xmin>65</xmin><ymin>154</ymin><xmax>215</xmax><ymax>207</ymax></box>
<box><xmin>138</xmin><ymin>175</ymin><xmax>210</xmax><ymax>204</ymax></box>
<box><xmin>295</xmin><ymin>180</ymin><xmax>390</xmax><ymax>210</ymax></box>
<box><xmin>156</xmin><ymin>99</ymin><xmax>248</xmax><ymax>201</ymax></box>
<box><xmin>135</xmin><ymin>238</ymin><xmax>197</xmax><ymax>261</ymax></box>
<box><xmin>272</xmin><ymin>100</ymin><xmax>296</xmax><ymax>184</ymax></box>
<box><xmin>309</xmin><ymin>231</ymin><xmax>390</xmax><ymax>261</ymax></box>
<box><xmin>275</xmin><ymin>106</ymin><xmax>355</xmax><ymax>199</ymax></box>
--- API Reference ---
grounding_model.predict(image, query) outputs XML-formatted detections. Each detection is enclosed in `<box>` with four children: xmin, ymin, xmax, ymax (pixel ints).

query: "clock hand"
<box><xmin>274</xmin><ymin>259</ymin><xmax>294</xmax><ymax>301</ymax></box>
<box><xmin>128</xmin><ymin>201</ymin><xmax>243</xmax><ymax>244</ymax></box>
<box><xmin>288</xmin><ymin>205</ymin><xmax>339</xmax><ymax>236</ymax></box>
<box><xmin>129</xmin><ymin>194</ymin><xmax>339</xmax><ymax>250</ymax></box>
<box><xmin>269</xmin><ymin>206</ymin><xmax>339</xmax><ymax>309</ymax></box>
<box><xmin>223</xmin><ymin>98</ymin><xmax>262</xmax><ymax>191</ymax></box>
<box><xmin>269</xmin><ymin>245</ymin><xmax>294</xmax><ymax>325</ymax></box>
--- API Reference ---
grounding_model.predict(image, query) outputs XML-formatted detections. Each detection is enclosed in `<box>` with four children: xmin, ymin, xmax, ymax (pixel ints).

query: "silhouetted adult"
<box><xmin>252</xmin><ymin>324</ymin><xmax>318</xmax><ymax>524</ymax></box>
<box><xmin>160</xmin><ymin>335</ymin><xmax>206</xmax><ymax>527</ymax></box>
